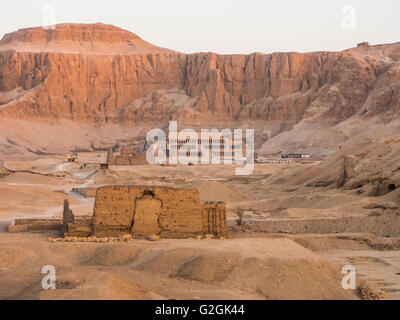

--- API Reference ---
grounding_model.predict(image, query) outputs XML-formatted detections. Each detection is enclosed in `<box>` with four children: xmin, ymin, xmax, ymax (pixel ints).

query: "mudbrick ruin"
<box><xmin>107</xmin><ymin>147</ymin><xmax>137</xmax><ymax>166</ymax></box>
<box><xmin>90</xmin><ymin>186</ymin><xmax>226</xmax><ymax>238</ymax></box>
<box><xmin>9</xmin><ymin>186</ymin><xmax>227</xmax><ymax>239</ymax></box>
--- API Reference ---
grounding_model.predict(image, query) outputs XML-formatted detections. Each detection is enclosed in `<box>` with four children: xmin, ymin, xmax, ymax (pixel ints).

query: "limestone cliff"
<box><xmin>1</xmin><ymin>23</ymin><xmax>400</xmax><ymax>155</ymax></box>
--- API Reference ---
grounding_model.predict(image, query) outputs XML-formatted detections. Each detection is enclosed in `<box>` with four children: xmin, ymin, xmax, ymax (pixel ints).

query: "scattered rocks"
<box><xmin>47</xmin><ymin>233</ymin><xmax>227</xmax><ymax>243</ymax></box>
<box><xmin>120</xmin><ymin>234</ymin><xmax>133</xmax><ymax>242</ymax></box>
<box><xmin>146</xmin><ymin>235</ymin><xmax>160</xmax><ymax>241</ymax></box>
<box><xmin>358</xmin><ymin>283</ymin><xmax>386</xmax><ymax>300</ymax></box>
<box><xmin>47</xmin><ymin>235</ymin><xmax>134</xmax><ymax>243</ymax></box>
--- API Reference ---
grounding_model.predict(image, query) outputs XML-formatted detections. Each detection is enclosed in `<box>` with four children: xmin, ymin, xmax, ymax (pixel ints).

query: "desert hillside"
<box><xmin>1</xmin><ymin>23</ymin><xmax>400</xmax><ymax>156</ymax></box>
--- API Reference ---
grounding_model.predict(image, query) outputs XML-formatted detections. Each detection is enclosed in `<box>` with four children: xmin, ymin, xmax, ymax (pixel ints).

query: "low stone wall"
<box><xmin>71</xmin><ymin>187</ymin><xmax>98</xmax><ymax>198</ymax></box>
<box><xmin>245</xmin><ymin>216</ymin><xmax>400</xmax><ymax>237</ymax></box>
<box><xmin>9</xmin><ymin>219</ymin><xmax>63</xmax><ymax>233</ymax></box>
<box><xmin>10</xmin><ymin>213</ymin><xmax>91</xmax><ymax>234</ymax></box>
<box><xmin>14</xmin><ymin>218</ymin><xmax>63</xmax><ymax>226</ymax></box>
<box><xmin>64</xmin><ymin>224</ymin><xmax>92</xmax><ymax>237</ymax></box>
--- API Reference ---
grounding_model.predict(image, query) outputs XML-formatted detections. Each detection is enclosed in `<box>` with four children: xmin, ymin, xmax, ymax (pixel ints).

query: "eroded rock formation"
<box><xmin>2</xmin><ymin>23</ymin><xmax>400</xmax><ymax>123</ymax></box>
<box><xmin>1</xmin><ymin>23</ymin><xmax>400</xmax><ymax>155</ymax></box>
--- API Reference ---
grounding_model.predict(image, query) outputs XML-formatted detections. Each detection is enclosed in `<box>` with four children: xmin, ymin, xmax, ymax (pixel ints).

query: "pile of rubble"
<box><xmin>358</xmin><ymin>283</ymin><xmax>386</xmax><ymax>300</ymax></box>
<box><xmin>48</xmin><ymin>234</ymin><xmax>135</xmax><ymax>243</ymax></box>
<box><xmin>47</xmin><ymin>233</ymin><xmax>226</xmax><ymax>243</ymax></box>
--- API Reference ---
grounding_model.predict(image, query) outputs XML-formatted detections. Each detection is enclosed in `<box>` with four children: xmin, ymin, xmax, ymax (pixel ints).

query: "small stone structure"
<box><xmin>357</xmin><ymin>42</ymin><xmax>369</xmax><ymax>48</ymax></box>
<box><xmin>107</xmin><ymin>147</ymin><xmax>136</xmax><ymax>166</ymax></box>
<box><xmin>66</xmin><ymin>153</ymin><xmax>77</xmax><ymax>162</ymax></box>
<box><xmin>91</xmin><ymin>186</ymin><xmax>227</xmax><ymax>238</ymax></box>
<box><xmin>8</xmin><ymin>219</ymin><xmax>63</xmax><ymax>233</ymax></box>
<box><xmin>281</xmin><ymin>153</ymin><xmax>311</xmax><ymax>159</ymax></box>
<box><xmin>71</xmin><ymin>187</ymin><xmax>98</xmax><ymax>198</ymax></box>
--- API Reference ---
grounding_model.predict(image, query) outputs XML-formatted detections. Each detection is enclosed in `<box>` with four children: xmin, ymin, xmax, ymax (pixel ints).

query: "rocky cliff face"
<box><xmin>1</xmin><ymin>23</ymin><xmax>400</xmax><ymax>155</ymax></box>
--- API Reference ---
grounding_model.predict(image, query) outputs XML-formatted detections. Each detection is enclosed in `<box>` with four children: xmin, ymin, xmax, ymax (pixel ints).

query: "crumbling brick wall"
<box><xmin>72</xmin><ymin>187</ymin><xmax>98</xmax><ymax>198</ymax></box>
<box><xmin>62</xmin><ymin>199</ymin><xmax>75</xmax><ymax>233</ymax></box>
<box><xmin>202</xmin><ymin>202</ymin><xmax>227</xmax><ymax>237</ymax></box>
<box><xmin>91</xmin><ymin>186</ymin><xmax>226</xmax><ymax>238</ymax></box>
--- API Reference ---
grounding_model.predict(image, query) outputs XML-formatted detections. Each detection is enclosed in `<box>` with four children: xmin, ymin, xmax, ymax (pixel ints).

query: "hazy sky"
<box><xmin>0</xmin><ymin>0</ymin><xmax>399</xmax><ymax>54</ymax></box>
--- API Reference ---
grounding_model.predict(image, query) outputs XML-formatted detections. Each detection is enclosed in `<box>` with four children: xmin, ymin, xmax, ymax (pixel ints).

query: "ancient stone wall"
<box><xmin>244</xmin><ymin>216</ymin><xmax>400</xmax><ymax>237</ymax></box>
<box><xmin>202</xmin><ymin>202</ymin><xmax>227</xmax><ymax>237</ymax></box>
<box><xmin>62</xmin><ymin>199</ymin><xmax>74</xmax><ymax>233</ymax></box>
<box><xmin>72</xmin><ymin>187</ymin><xmax>98</xmax><ymax>198</ymax></box>
<box><xmin>91</xmin><ymin>186</ymin><xmax>226</xmax><ymax>238</ymax></box>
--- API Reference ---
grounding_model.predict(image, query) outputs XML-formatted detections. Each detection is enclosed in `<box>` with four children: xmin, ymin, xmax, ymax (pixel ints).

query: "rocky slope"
<box><xmin>1</xmin><ymin>23</ymin><xmax>400</xmax><ymax>155</ymax></box>
<box><xmin>292</xmin><ymin>133</ymin><xmax>400</xmax><ymax>198</ymax></box>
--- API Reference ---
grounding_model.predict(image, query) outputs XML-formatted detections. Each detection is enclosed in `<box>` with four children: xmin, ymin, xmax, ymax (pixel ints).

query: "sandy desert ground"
<box><xmin>1</xmin><ymin>19</ymin><xmax>400</xmax><ymax>302</ymax></box>
<box><xmin>0</xmin><ymin>152</ymin><xmax>400</xmax><ymax>300</ymax></box>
